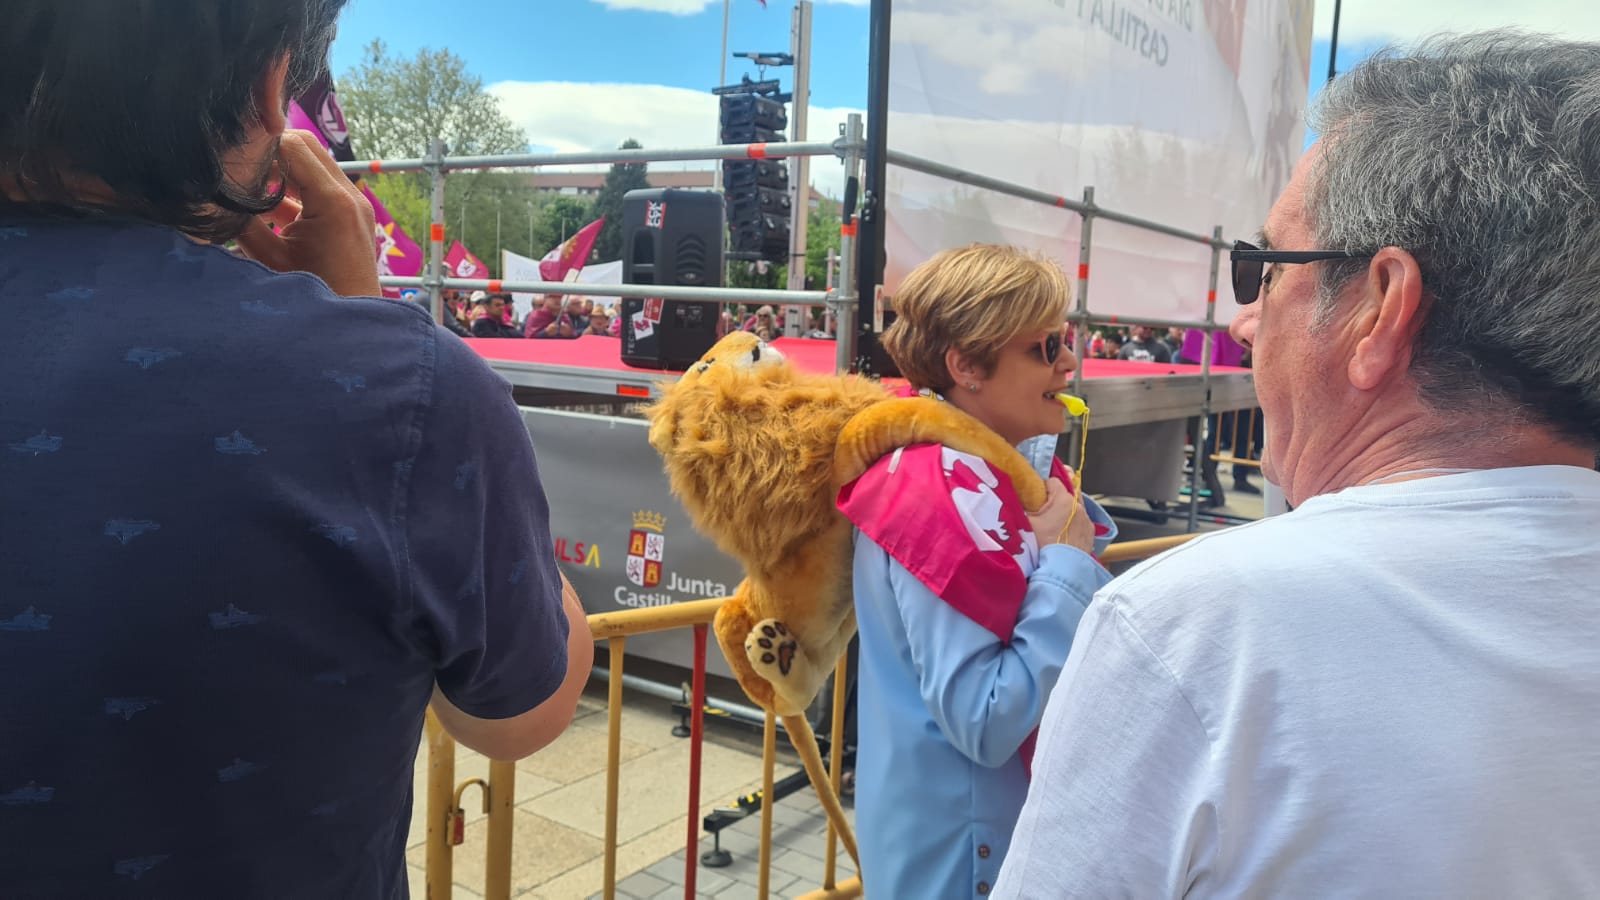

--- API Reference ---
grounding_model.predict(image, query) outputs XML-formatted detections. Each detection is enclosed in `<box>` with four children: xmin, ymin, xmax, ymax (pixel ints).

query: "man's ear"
<box><xmin>1349</xmin><ymin>247</ymin><xmax>1427</xmax><ymax>391</ymax></box>
<box><xmin>253</xmin><ymin>53</ymin><xmax>293</xmax><ymax>137</ymax></box>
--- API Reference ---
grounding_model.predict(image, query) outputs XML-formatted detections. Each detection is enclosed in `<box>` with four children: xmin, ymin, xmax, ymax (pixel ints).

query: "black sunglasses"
<box><xmin>1032</xmin><ymin>328</ymin><xmax>1067</xmax><ymax>365</ymax></box>
<box><xmin>1230</xmin><ymin>241</ymin><xmax>1370</xmax><ymax>304</ymax></box>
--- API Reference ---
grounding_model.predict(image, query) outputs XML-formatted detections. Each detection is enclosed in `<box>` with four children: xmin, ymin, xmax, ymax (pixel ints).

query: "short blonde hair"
<box><xmin>882</xmin><ymin>244</ymin><xmax>1071</xmax><ymax>391</ymax></box>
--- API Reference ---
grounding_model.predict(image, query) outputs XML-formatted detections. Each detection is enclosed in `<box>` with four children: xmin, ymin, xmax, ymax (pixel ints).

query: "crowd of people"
<box><xmin>425</xmin><ymin>290</ymin><xmax>831</xmax><ymax>344</ymax></box>
<box><xmin>416</xmin><ymin>289</ymin><xmax>620</xmax><ymax>340</ymax></box>
<box><xmin>4</xmin><ymin>5</ymin><xmax>1599</xmax><ymax>899</ymax></box>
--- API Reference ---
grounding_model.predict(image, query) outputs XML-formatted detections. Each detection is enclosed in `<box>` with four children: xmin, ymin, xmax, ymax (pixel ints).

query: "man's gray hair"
<box><xmin>1308</xmin><ymin>30</ymin><xmax>1600</xmax><ymax>446</ymax></box>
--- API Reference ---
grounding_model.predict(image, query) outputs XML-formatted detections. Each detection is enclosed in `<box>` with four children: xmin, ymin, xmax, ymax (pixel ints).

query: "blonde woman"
<box><xmin>837</xmin><ymin>244</ymin><xmax>1116</xmax><ymax>899</ymax></box>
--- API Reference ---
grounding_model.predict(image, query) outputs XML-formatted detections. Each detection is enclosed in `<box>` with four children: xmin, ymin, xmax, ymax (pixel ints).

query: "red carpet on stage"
<box><xmin>464</xmin><ymin>335</ymin><xmax>1247</xmax><ymax>379</ymax></box>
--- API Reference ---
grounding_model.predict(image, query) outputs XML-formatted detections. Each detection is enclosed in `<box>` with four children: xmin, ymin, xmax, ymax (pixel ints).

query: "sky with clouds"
<box><xmin>328</xmin><ymin>0</ymin><xmax>1600</xmax><ymax>196</ymax></box>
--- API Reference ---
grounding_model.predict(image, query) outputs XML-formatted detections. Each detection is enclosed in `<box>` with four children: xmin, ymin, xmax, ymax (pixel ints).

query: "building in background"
<box><xmin>526</xmin><ymin>171</ymin><xmax>717</xmax><ymax>196</ymax></box>
<box><xmin>527</xmin><ymin>171</ymin><xmax>828</xmax><ymax>204</ymax></box>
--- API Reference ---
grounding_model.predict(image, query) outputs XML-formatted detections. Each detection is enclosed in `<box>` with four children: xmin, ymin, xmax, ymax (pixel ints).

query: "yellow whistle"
<box><xmin>1055</xmin><ymin>393</ymin><xmax>1089</xmax><ymax>417</ymax></box>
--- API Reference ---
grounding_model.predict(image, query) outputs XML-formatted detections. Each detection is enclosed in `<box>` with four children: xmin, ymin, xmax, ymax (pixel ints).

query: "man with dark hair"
<box><xmin>469</xmin><ymin>292</ymin><xmax>523</xmax><ymax>338</ymax></box>
<box><xmin>997</xmin><ymin>31</ymin><xmax>1600</xmax><ymax>898</ymax></box>
<box><xmin>0</xmin><ymin>4</ymin><xmax>591</xmax><ymax>897</ymax></box>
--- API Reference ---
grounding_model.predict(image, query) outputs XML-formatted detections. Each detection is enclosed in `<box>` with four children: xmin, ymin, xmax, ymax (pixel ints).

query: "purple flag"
<box><xmin>1180</xmin><ymin>328</ymin><xmax>1246</xmax><ymax>368</ymax></box>
<box><xmin>288</xmin><ymin>86</ymin><xmax>423</xmax><ymax>298</ymax></box>
<box><xmin>360</xmin><ymin>182</ymin><xmax>424</xmax><ymax>292</ymax></box>
<box><xmin>287</xmin><ymin>71</ymin><xmax>355</xmax><ymax>163</ymax></box>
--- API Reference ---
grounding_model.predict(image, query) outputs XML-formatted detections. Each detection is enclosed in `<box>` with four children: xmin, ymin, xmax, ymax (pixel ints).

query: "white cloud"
<box><xmin>1314</xmin><ymin>0</ymin><xmax>1600</xmax><ymax>43</ymax></box>
<box><xmin>979</xmin><ymin>62</ymin><xmax>1030</xmax><ymax>95</ymax></box>
<box><xmin>488</xmin><ymin>80</ymin><xmax>864</xmax><ymax>197</ymax></box>
<box><xmin>586</xmin><ymin>0</ymin><xmax>715</xmax><ymax>14</ymax></box>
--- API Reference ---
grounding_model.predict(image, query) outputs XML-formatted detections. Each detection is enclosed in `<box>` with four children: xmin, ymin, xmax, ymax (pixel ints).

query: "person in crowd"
<box><xmin>1226</xmin><ymin>348</ymin><xmax>1264</xmax><ymax>495</ymax></box>
<box><xmin>1118</xmin><ymin>324</ymin><xmax>1173</xmax><ymax>363</ymax></box>
<box><xmin>469</xmin><ymin>291</ymin><xmax>522</xmax><ymax>338</ymax></box>
<box><xmin>836</xmin><ymin>244</ymin><xmax>1118</xmax><ymax>899</ymax></box>
<box><xmin>1100</xmin><ymin>332</ymin><xmax>1124</xmax><ymax>359</ymax></box>
<box><xmin>1163</xmin><ymin>326</ymin><xmax>1185</xmax><ymax>358</ymax></box>
<box><xmin>0</xmin><ymin>4</ymin><xmax>591</xmax><ymax>895</ymax></box>
<box><xmin>524</xmin><ymin>293</ymin><xmax>575</xmax><ymax>339</ymax></box>
<box><xmin>583</xmin><ymin>306</ymin><xmax>612</xmax><ymax>337</ymax></box>
<box><xmin>404</xmin><ymin>289</ymin><xmax>469</xmax><ymax>338</ymax></box>
<box><xmin>1176</xmin><ymin>328</ymin><xmax>1249</xmax><ymax>506</ymax></box>
<box><xmin>996</xmin><ymin>32</ymin><xmax>1600</xmax><ymax>898</ymax></box>
<box><xmin>745</xmin><ymin>305</ymin><xmax>782</xmax><ymax>341</ymax></box>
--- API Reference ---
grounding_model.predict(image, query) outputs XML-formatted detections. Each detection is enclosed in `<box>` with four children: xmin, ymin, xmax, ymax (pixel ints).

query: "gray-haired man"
<box><xmin>996</xmin><ymin>31</ymin><xmax>1600</xmax><ymax>898</ymax></box>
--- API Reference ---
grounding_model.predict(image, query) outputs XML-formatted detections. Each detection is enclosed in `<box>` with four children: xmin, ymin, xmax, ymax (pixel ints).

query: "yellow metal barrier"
<box><xmin>422</xmin><ymin>712</ymin><xmax>455</xmax><ymax>900</ymax></box>
<box><xmin>1211</xmin><ymin>407</ymin><xmax>1263</xmax><ymax>469</ymax></box>
<box><xmin>1101</xmin><ymin>533</ymin><xmax>1198</xmax><ymax>564</ymax></box>
<box><xmin>418</xmin><ymin>531</ymin><xmax>1204</xmax><ymax>898</ymax></box>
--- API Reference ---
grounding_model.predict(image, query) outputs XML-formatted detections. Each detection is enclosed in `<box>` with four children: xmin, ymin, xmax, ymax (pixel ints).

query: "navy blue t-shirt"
<box><xmin>0</xmin><ymin>217</ymin><xmax>569</xmax><ymax>898</ymax></box>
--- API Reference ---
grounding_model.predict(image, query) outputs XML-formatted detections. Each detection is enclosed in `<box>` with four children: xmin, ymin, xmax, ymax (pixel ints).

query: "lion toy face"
<box><xmin>646</xmin><ymin>331</ymin><xmax>888</xmax><ymax>571</ymax></box>
<box><xmin>676</xmin><ymin>330</ymin><xmax>786</xmax><ymax>384</ymax></box>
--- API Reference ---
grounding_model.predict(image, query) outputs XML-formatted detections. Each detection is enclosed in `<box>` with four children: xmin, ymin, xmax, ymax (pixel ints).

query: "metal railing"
<box><xmin>1212</xmin><ymin>407</ymin><xmax>1263</xmax><ymax>471</ymax></box>
<box><xmin>414</xmin><ymin>533</ymin><xmax>1198</xmax><ymax>899</ymax></box>
<box><xmin>343</xmin><ymin>123</ymin><xmax>869</xmax><ymax>377</ymax></box>
<box><xmin>880</xmin><ymin>151</ymin><xmax>1243</xmax><ymax>532</ymax></box>
<box><xmin>341</xmin><ymin>122</ymin><xmax>1257</xmax><ymax>534</ymax></box>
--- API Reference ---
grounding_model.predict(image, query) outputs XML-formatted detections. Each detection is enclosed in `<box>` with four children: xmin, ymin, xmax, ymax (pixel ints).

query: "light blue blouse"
<box><xmin>851</xmin><ymin>495</ymin><xmax>1115</xmax><ymax>899</ymax></box>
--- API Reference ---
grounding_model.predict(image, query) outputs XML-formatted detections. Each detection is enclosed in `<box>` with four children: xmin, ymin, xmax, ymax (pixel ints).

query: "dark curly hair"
<box><xmin>0</xmin><ymin>1</ymin><xmax>349</xmax><ymax>243</ymax></box>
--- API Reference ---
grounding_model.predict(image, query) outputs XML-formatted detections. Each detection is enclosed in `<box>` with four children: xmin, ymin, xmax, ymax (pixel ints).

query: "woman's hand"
<box><xmin>1028</xmin><ymin>476</ymin><xmax>1096</xmax><ymax>554</ymax></box>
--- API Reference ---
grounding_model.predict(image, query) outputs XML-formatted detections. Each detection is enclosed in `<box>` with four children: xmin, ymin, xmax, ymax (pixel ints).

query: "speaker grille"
<box><xmin>675</xmin><ymin>233</ymin><xmax>708</xmax><ymax>285</ymax></box>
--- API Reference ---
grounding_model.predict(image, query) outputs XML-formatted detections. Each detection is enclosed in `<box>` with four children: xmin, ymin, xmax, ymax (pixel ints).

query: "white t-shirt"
<box><xmin>995</xmin><ymin>465</ymin><xmax>1600</xmax><ymax>899</ymax></box>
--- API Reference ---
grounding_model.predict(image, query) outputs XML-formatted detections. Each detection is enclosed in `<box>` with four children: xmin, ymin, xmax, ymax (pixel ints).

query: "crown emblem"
<box><xmin>631</xmin><ymin>510</ymin><xmax>667</xmax><ymax>532</ymax></box>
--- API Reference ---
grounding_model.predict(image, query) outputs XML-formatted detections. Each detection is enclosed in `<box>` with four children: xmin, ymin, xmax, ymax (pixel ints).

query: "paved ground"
<box><xmin>404</xmin><ymin>680</ymin><xmax>794</xmax><ymax>899</ymax></box>
<box><xmin>596</xmin><ymin>779</ymin><xmax>857</xmax><ymax>900</ymax></box>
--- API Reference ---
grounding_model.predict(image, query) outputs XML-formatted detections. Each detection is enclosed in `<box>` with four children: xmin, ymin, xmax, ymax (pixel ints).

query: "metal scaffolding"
<box><xmin>342</xmin><ymin>112</ymin><xmax>1248</xmax><ymax>531</ymax></box>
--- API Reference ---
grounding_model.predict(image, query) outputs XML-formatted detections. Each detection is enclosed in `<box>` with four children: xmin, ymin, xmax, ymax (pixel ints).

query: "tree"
<box><xmin>727</xmin><ymin>261</ymin><xmax>784</xmax><ymax>291</ymax></box>
<box><xmin>364</xmin><ymin>173</ymin><xmax>429</xmax><ymax>255</ymax></box>
<box><xmin>591</xmin><ymin>139</ymin><xmax>652</xmax><ymax>262</ymax></box>
<box><xmin>805</xmin><ymin>195</ymin><xmax>843</xmax><ymax>290</ymax></box>
<box><xmin>339</xmin><ymin>40</ymin><xmax>540</xmax><ymax>277</ymax></box>
<box><xmin>531</xmin><ymin>196</ymin><xmax>597</xmax><ymax>261</ymax></box>
<box><xmin>338</xmin><ymin>40</ymin><xmax>527</xmax><ymax>161</ymax></box>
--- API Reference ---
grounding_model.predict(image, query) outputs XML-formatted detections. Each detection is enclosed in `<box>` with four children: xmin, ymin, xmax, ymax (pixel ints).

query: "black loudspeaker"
<box><xmin>860</xmin><ymin>310</ymin><xmax>903</xmax><ymax>379</ymax></box>
<box><xmin>620</xmin><ymin>189</ymin><xmax>724</xmax><ymax>370</ymax></box>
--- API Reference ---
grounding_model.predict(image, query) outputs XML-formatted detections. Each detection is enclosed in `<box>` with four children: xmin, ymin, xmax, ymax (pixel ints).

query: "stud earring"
<box><xmin>966</xmin><ymin>382</ymin><xmax>979</xmax><ymax>392</ymax></box>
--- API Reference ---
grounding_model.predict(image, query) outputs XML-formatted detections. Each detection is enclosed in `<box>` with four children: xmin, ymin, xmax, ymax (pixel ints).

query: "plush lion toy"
<box><xmin>646</xmin><ymin>331</ymin><xmax>1052</xmax><ymax>872</ymax></box>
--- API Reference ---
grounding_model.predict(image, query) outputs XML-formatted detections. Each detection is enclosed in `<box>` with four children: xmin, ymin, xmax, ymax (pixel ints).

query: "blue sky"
<box><xmin>330</xmin><ymin>0</ymin><xmax>1376</xmax><ymax>124</ymax></box>
<box><xmin>326</xmin><ymin>0</ymin><xmax>1600</xmax><ymax>185</ymax></box>
<box><xmin>331</xmin><ymin>0</ymin><xmax>870</xmax><ymax>111</ymax></box>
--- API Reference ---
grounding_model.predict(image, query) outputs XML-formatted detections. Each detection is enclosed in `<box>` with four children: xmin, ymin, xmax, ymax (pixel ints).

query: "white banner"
<box><xmin>501</xmin><ymin>250</ymin><xmax>625</xmax><ymax>320</ymax></box>
<box><xmin>885</xmin><ymin>0</ymin><xmax>1315</xmax><ymax>323</ymax></box>
<box><xmin>501</xmin><ymin>249</ymin><xmax>543</xmax><ymax>322</ymax></box>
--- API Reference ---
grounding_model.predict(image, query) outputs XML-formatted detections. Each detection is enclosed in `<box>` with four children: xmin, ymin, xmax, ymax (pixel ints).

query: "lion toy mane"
<box><xmin>646</xmin><ymin>332</ymin><xmax>1052</xmax><ymax>867</ymax></box>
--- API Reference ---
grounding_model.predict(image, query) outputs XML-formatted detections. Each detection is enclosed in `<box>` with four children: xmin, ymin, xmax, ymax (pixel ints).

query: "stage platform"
<box><xmin>466</xmin><ymin>335</ymin><xmax>1256</xmax><ymax>430</ymax></box>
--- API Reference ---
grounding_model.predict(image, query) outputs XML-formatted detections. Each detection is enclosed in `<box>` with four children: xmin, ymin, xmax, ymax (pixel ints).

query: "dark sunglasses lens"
<box><xmin>1232</xmin><ymin>258</ymin><xmax>1261</xmax><ymax>304</ymax></box>
<box><xmin>1231</xmin><ymin>241</ymin><xmax>1261</xmax><ymax>305</ymax></box>
<box><xmin>1043</xmin><ymin>332</ymin><xmax>1060</xmax><ymax>364</ymax></box>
